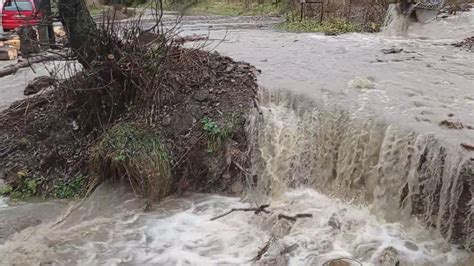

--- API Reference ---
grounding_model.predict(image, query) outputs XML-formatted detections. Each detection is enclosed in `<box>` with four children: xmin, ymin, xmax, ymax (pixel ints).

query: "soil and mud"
<box><xmin>0</xmin><ymin>47</ymin><xmax>259</xmax><ymax>199</ymax></box>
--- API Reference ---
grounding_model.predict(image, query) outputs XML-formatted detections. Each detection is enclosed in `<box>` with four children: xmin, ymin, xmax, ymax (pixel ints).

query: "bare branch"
<box><xmin>210</xmin><ymin>204</ymin><xmax>270</xmax><ymax>221</ymax></box>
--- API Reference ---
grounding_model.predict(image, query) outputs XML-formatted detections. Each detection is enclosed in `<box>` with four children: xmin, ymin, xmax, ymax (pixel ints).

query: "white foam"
<box><xmin>0</xmin><ymin>197</ymin><xmax>8</xmax><ymax>208</ymax></box>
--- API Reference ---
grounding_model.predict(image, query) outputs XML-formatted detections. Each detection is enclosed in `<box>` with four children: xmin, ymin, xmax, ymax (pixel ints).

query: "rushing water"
<box><xmin>1</xmin><ymin>9</ymin><xmax>473</xmax><ymax>266</ymax></box>
<box><xmin>0</xmin><ymin>184</ymin><xmax>469</xmax><ymax>265</ymax></box>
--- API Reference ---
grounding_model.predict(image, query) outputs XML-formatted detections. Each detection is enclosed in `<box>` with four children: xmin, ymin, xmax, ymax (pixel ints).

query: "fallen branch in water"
<box><xmin>322</xmin><ymin>257</ymin><xmax>362</xmax><ymax>266</ymax></box>
<box><xmin>210</xmin><ymin>204</ymin><xmax>270</xmax><ymax>221</ymax></box>
<box><xmin>0</xmin><ymin>54</ymin><xmax>64</xmax><ymax>78</ymax></box>
<box><xmin>461</xmin><ymin>143</ymin><xmax>474</xmax><ymax>151</ymax></box>
<box><xmin>252</xmin><ymin>236</ymin><xmax>275</xmax><ymax>261</ymax></box>
<box><xmin>278</xmin><ymin>213</ymin><xmax>313</xmax><ymax>222</ymax></box>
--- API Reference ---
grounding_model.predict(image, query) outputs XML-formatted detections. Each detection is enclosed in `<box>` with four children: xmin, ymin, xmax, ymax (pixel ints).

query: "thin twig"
<box><xmin>278</xmin><ymin>213</ymin><xmax>313</xmax><ymax>222</ymax></box>
<box><xmin>252</xmin><ymin>236</ymin><xmax>276</xmax><ymax>261</ymax></box>
<box><xmin>210</xmin><ymin>204</ymin><xmax>270</xmax><ymax>221</ymax></box>
<box><xmin>322</xmin><ymin>257</ymin><xmax>362</xmax><ymax>266</ymax></box>
<box><xmin>172</xmin><ymin>134</ymin><xmax>204</xmax><ymax>169</ymax></box>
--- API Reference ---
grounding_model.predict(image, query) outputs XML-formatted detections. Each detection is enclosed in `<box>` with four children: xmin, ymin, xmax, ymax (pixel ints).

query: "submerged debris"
<box><xmin>439</xmin><ymin>119</ymin><xmax>464</xmax><ymax>129</ymax></box>
<box><xmin>210</xmin><ymin>204</ymin><xmax>270</xmax><ymax>221</ymax></box>
<box><xmin>277</xmin><ymin>213</ymin><xmax>313</xmax><ymax>222</ymax></box>
<box><xmin>381</xmin><ymin>48</ymin><xmax>403</xmax><ymax>54</ymax></box>
<box><xmin>461</xmin><ymin>143</ymin><xmax>474</xmax><ymax>151</ymax></box>
<box><xmin>453</xmin><ymin>36</ymin><xmax>474</xmax><ymax>52</ymax></box>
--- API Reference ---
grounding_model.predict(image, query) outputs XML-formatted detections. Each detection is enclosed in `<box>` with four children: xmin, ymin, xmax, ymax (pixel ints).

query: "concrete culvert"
<box><xmin>90</xmin><ymin>123</ymin><xmax>171</xmax><ymax>201</ymax></box>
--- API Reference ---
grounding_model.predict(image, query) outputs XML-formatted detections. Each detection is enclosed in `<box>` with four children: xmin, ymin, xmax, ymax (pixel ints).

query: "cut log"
<box><xmin>5</xmin><ymin>39</ymin><xmax>21</xmax><ymax>50</ymax></box>
<box><xmin>0</xmin><ymin>54</ymin><xmax>64</xmax><ymax>78</ymax></box>
<box><xmin>0</xmin><ymin>47</ymin><xmax>18</xmax><ymax>60</ymax></box>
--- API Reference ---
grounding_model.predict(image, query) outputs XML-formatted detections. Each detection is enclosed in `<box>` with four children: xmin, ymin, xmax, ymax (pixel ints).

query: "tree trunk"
<box><xmin>58</xmin><ymin>0</ymin><xmax>97</xmax><ymax>67</ymax></box>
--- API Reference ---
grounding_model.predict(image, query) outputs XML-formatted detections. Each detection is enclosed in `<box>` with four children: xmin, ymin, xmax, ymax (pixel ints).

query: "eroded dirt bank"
<box><xmin>0</xmin><ymin>47</ymin><xmax>259</xmax><ymax>200</ymax></box>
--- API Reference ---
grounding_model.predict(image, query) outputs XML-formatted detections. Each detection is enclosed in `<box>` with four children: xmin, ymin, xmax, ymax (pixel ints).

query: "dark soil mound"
<box><xmin>0</xmin><ymin>47</ymin><xmax>259</xmax><ymax>199</ymax></box>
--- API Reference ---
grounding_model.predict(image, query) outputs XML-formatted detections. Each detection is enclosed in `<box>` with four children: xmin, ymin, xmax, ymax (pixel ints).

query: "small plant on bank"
<box><xmin>0</xmin><ymin>171</ymin><xmax>44</xmax><ymax>200</ymax></box>
<box><xmin>52</xmin><ymin>174</ymin><xmax>87</xmax><ymax>199</ymax></box>
<box><xmin>0</xmin><ymin>184</ymin><xmax>13</xmax><ymax>196</ymax></box>
<box><xmin>201</xmin><ymin>116</ymin><xmax>231</xmax><ymax>153</ymax></box>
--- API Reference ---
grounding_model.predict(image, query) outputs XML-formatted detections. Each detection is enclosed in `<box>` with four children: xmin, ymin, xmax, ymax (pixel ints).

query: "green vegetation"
<box><xmin>52</xmin><ymin>174</ymin><xmax>87</xmax><ymax>199</ymax></box>
<box><xmin>87</xmin><ymin>4</ymin><xmax>108</xmax><ymax>17</ymax></box>
<box><xmin>279</xmin><ymin>18</ymin><xmax>361</xmax><ymax>35</ymax></box>
<box><xmin>91</xmin><ymin>123</ymin><xmax>171</xmax><ymax>201</ymax></box>
<box><xmin>201</xmin><ymin>116</ymin><xmax>232</xmax><ymax>153</ymax></box>
<box><xmin>0</xmin><ymin>171</ymin><xmax>44</xmax><ymax>200</ymax></box>
<box><xmin>170</xmin><ymin>0</ymin><xmax>281</xmax><ymax>16</ymax></box>
<box><xmin>0</xmin><ymin>171</ymin><xmax>86</xmax><ymax>200</ymax></box>
<box><xmin>122</xmin><ymin>0</ymin><xmax>148</xmax><ymax>7</ymax></box>
<box><xmin>0</xmin><ymin>184</ymin><xmax>13</xmax><ymax>196</ymax></box>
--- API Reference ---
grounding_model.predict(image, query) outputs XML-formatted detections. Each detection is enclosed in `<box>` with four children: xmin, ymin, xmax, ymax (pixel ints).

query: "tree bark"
<box><xmin>57</xmin><ymin>0</ymin><xmax>97</xmax><ymax>67</ymax></box>
<box><xmin>0</xmin><ymin>54</ymin><xmax>64</xmax><ymax>78</ymax></box>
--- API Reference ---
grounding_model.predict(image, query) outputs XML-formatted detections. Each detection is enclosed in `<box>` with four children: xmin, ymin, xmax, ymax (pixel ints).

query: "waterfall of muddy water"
<box><xmin>382</xmin><ymin>4</ymin><xmax>410</xmax><ymax>36</ymax></box>
<box><xmin>250</xmin><ymin>90</ymin><xmax>474</xmax><ymax>251</ymax></box>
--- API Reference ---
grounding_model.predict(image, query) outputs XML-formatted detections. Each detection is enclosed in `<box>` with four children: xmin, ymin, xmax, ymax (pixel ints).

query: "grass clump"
<box><xmin>0</xmin><ymin>171</ymin><xmax>44</xmax><ymax>200</ymax></box>
<box><xmin>91</xmin><ymin>123</ymin><xmax>171</xmax><ymax>201</ymax></box>
<box><xmin>279</xmin><ymin>18</ymin><xmax>360</xmax><ymax>35</ymax></box>
<box><xmin>52</xmin><ymin>174</ymin><xmax>86</xmax><ymax>199</ymax></box>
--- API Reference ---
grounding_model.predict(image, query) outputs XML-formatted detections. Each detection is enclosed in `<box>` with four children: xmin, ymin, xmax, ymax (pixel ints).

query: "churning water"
<box><xmin>0</xmin><ymin>186</ymin><xmax>469</xmax><ymax>265</ymax></box>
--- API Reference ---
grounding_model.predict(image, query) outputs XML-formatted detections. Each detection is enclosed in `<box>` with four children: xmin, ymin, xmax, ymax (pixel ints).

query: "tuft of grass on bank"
<box><xmin>90</xmin><ymin>123</ymin><xmax>171</xmax><ymax>201</ymax></box>
<box><xmin>278</xmin><ymin>18</ymin><xmax>361</xmax><ymax>35</ymax></box>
